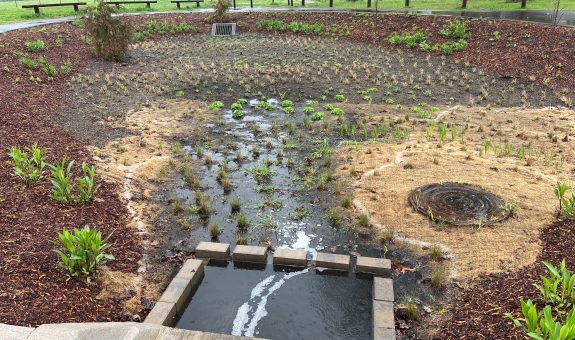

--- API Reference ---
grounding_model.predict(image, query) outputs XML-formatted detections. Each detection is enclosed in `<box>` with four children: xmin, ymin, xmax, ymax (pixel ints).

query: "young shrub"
<box><xmin>208</xmin><ymin>0</ymin><xmax>231</xmax><ymax>24</ymax></box>
<box><xmin>7</xmin><ymin>144</ymin><xmax>46</xmax><ymax>186</ymax></box>
<box><xmin>53</xmin><ymin>225</ymin><xmax>114</xmax><ymax>280</ymax></box>
<box><xmin>49</xmin><ymin>158</ymin><xmax>75</xmax><ymax>204</ymax></box>
<box><xmin>83</xmin><ymin>0</ymin><xmax>131</xmax><ymax>61</ymax></box>
<box><xmin>76</xmin><ymin>162</ymin><xmax>100</xmax><ymax>203</ymax></box>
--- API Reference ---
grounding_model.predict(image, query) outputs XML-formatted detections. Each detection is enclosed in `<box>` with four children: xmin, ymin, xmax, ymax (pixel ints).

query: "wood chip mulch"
<box><xmin>0</xmin><ymin>24</ymin><xmax>141</xmax><ymax>327</ymax></box>
<box><xmin>436</xmin><ymin>218</ymin><xmax>575</xmax><ymax>339</ymax></box>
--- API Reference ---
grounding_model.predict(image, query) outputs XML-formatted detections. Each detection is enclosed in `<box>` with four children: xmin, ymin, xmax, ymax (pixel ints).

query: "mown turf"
<box><xmin>0</xmin><ymin>0</ymin><xmax>572</xmax><ymax>24</ymax></box>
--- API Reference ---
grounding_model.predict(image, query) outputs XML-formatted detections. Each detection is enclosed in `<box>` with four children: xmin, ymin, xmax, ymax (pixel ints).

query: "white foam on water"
<box><xmin>232</xmin><ymin>269</ymin><xmax>310</xmax><ymax>337</ymax></box>
<box><xmin>250</xmin><ymin>275</ymin><xmax>275</xmax><ymax>299</ymax></box>
<box><xmin>243</xmin><ymin>269</ymin><xmax>310</xmax><ymax>337</ymax></box>
<box><xmin>231</xmin><ymin>302</ymin><xmax>251</xmax><ymax>336</ymax></box>
<box><xmin>291</xmin><ymin>230</ymin><xmax>311</xmax><ymax>249</ymax></box>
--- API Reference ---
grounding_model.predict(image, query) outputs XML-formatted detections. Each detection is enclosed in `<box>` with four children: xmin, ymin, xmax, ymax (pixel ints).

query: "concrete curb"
<box><xmin>372</xmin><ymin>277</ymin><xmax>395</xmax><ymax>340</ymax></box>
<box><xmin>145</xmin><ymin>259</ymin><xmax>205</xmax><ymax>326</ymax></box>
<box><xmin>232</xmin><ymin>245</ymin><xmax>268</xmax><ymax>263</ymax></box>
<box><xmin>195</xmin><ymin>241</ymin><xmax>230</xmax><ymax>260</ymax></box>
<box><xmin>356</xmin><ymin>256</ymin><xmax>392</xmax><ymax>277</ymax></box>
<box><xmin>273</xmin><ymin>248</ymin><xmax>307</xmax><ymax>267</ymax></box>
<box><xmin>315</xmin><ymin>252</ymin><xmax>350</xmax><ymax>271</ymax></box>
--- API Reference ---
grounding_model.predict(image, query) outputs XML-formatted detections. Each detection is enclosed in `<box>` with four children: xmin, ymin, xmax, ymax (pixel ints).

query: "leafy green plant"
<box><xmin>323</xmin><ymin>103</ymin><xmax>334</xmax><ymax>111</ymax></box>
<box><xmin>250</xmin><ymin>163</ymin><xmax>274</xmax><ymax>183</ymax></box>
<box><xmin>331</xmin><ymin>108</ymin><xmax>345</xmax><ymax>116</ymax></box>
<box><xmin>232</xmin><ymin>109</ymin><xmax>245</xmax><ymax>119</ymax></box>
<box><xmin>257</xmin><ymin>20</ymin><xmax>324</xmax><ymax>35</ymax></box>
<box><xmin>507</xmin><ymin>299</ymin><xmax>575</xmax><ymax>340</ymax></box>
<box><xmin>49</xmin><ymin>158</ymin><xmax>75</xmax><ymax>204</ymax></box>
<box><xmin>535</xmin><ymin>260</ymin><xmax>575</xmax><ymax>313</ymax></box>
<box><xmin>25</xmin><ymin>39</ymin><xmax>46</xmax><ymax>52</ymax></box>
<box><xmin>311</xmin><ymin>111</ymin><xmax>325</xmax><ymax>121</ymax></box>
<box><xmin>507</xmin><ymin>260</ymin><xmax>575</xmax><ymax>339</ymax></box>
<box><xmin>555</xmin><ymin>183</ymin><xmax>575</xmax><ymax>219</ymax></box>
<box><xmin>210</xmin><ymin>101</ymin><xmax>225</xmax><ymax>111</ymax></box>
<box><xmin>438</xmin><ymin>124</ymin><xmax>447</xmax><ymax>143</ymax></box>
<box><xmin>334</xmin><ymin>94</ymin><xmax>346</xmax><ymax>101</ymax></box>
<box><xmin>20</xmin><ymin>57</ymin><xmax>38</xmax><ymax>70</ymax></box>
<box><xmin>440</xmin><ymin>21</ymin><xmax>471</xmax><ymax>39</ymax></box>
<box><xmin>60</xmin><ymin>60</ymin><xmax>72</xmax><ymax>73</ymax></box>
<box><xmin>76</xmin><ymin>162</ymin><xmax>100</xmax><ymax>203</ymax></box>
<box><xmin>303</xmin><ymin>106</ymin><xmax>314</xmax><ymax>114</ymax></box>
<box><xmin>42</xmin><ymin>63</ymin><xmax>57</xmax><ymax>77</ymax></box>
<box><xmin>555</xmin><ymin>182</ymin><xmax>568</xmax><ymax>213</ymax></box>
<box><xmin>53</xmin><ymin>225</ymin><xmax>114</xmax><ymax>279</ymax></box>
<box><xmin>7</xmin><ymin>144</ymin><xmax>46</xmax><ymax>186</ymax></box>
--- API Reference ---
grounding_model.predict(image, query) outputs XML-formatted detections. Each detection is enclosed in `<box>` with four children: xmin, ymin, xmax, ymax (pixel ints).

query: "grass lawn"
<box><xmin>0</xmin><ymin>0</ymin><xmax>572</xmax><ymax>25</ymax></box>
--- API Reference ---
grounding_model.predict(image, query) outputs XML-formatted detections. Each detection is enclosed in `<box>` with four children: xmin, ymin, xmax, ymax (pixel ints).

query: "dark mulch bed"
<box><xmin>0</xmin><ymin>24</ymin><xmax>141</xmax><ymax>326</ymax></box>
<box><xmin>234</xmin><ymin>12</ymin><xmax>575</xmax><ymax>90</ymax></box>
<box><xmin>436</xmin><ymin>218</ymin><xmax>575</xmax><ymax>339</ymax></box>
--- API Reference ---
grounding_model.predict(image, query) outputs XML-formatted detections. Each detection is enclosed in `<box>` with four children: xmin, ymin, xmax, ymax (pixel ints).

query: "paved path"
<box><xmin>0</xmin><ymin>8</ymin><xmax>574</xmax><ymax>34</ymax></box>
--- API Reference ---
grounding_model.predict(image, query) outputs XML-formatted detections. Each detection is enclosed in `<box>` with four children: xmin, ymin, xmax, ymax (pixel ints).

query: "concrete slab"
<box><xmin>373</xmin><ymin>326</ymin><xmax>396</xmax><ymax>340</ymax></box>
<box><xmin>195</xmin><ymin>242</ymin><xmax>230</xmax><ymax>260</ymax></box>
<box><xmin>27</xmin><ymin>322</ymin><xmax>269</xmax><ymax>339</ymax></box>
<box><xmin>355</xmin><ymin>256</ymin><xmax>391</xmax><ymax>277</ymax></box>
<box><xmin>144</xmin><ymin>301</ymin><xmax>177</xmax><ymax>326</ymax></box>
<box><xmin>157</xmin><ymin>277</ymin><xmax>192</xmax><ymax>314</ymax></box>
<box><xmin>233</xmin><ymin>245</ymin><xmax>267</xmax><ymax>263</ymax></box>
<box><xmin>373</xmin><ymin>277</ymin><xmax>394</xmax><ymax>302</ymax></box>
<box><xmin>315</xmin><ymin>252</ymin><xmax>350</xmax><ymax>271</ymax></box>
<box><xmin>175</xmin><ymin>259</ymin><xmax>205</xmax><ymax>289</ymax></box>
<box><xmin>273</xmin><ymin>248</ymin><xmax>307</xmax><ymax>267</ymax></box>
<box><xmin>373</xmin><ymin>300</ymin><xmax>395</xmax><ymax>330</ymax></box>
<box><xmin>0</xmin><ymin>323</ymin><xmax>34</xmax><ymax>340</ymax></box>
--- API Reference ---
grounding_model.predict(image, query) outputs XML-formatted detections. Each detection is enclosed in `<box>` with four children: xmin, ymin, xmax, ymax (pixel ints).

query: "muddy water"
<box><xmin>170</xmin><ymin>99</ymin><xmax>379</xmax><ymax>337</ymax></box>
<box><xmin>170</xmin><ymin>98</ymin><xmax>438</xmax><ymax>338</ymax></box>
<box><xmin>176</xmin><ymin>263</ymin><xmax>373</xmax><ymax>339</ymax></box>
<box><xmin>173</xmin><ymin>98</ymin><xmax>378</xmax><ymax>257</ymax></box>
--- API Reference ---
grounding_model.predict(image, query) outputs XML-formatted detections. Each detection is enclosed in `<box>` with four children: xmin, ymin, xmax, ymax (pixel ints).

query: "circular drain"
<box><xmin>408</xmin><ymin>182</ymin><xmax>511</xmax><ymax>226</ymax></box>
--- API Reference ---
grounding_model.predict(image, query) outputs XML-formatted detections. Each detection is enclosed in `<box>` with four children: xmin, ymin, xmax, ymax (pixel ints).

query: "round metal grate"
<box><xmin>408</xmin><ymin>182</ymin><xmax>511</xmax><ymax>226</ymax></box>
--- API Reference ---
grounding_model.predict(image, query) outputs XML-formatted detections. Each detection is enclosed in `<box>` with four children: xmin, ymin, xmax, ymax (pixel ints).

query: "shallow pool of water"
<box><xmin>176</xmin><ymin>262</ymin><xmax>372</xmax><ymax>339</ymax></box>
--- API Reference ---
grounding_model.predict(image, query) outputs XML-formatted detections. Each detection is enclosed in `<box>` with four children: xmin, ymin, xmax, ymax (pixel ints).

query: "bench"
<box><xmin>105</xmin><ymin>0</ymin><xmax>157</xmax><ymax>8</ymax></box>
<box><xmin>171</xmin><ymin>0</ymin><xmax>203</xmax><ymax>8</ymax></box>
<box><xmin>22</xmin><ymin>2</ymin><xmax>86</xmax><ymax>15</ymax></box>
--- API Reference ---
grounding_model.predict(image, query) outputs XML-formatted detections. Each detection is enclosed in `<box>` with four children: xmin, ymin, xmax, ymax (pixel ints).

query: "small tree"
<box><xmin>83</xmin><ymin>0</ymin><xmax>130</xmax><ymax>61</ymax></box>
<box><xmin>208</xmin><ymin>0</ymin><xmax>232</xmax><ymax>24</ymax></box>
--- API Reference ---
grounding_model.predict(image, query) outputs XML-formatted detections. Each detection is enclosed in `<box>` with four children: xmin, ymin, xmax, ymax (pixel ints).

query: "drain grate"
<box><xmin>409</xmin><ymin>182</ymin><xmax>511</xmax><ymax>226</ymax></box>
<box><xmin>211</xmin><ymin>23</ymin><xmax>237</xmax><ymax>36</ymax></box>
